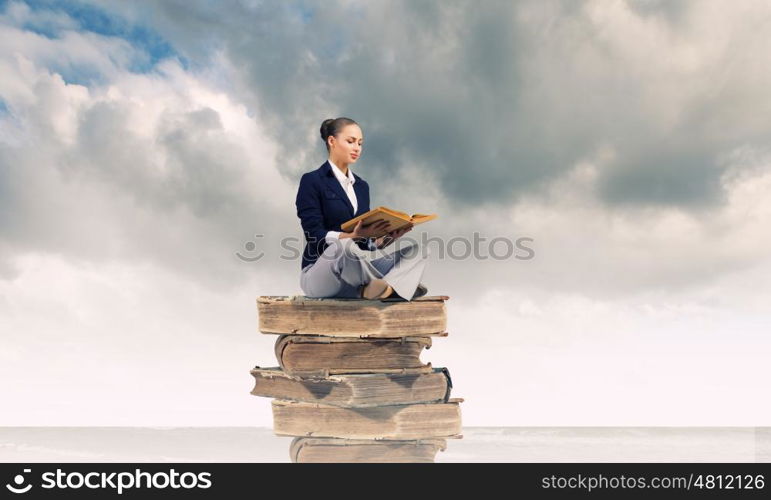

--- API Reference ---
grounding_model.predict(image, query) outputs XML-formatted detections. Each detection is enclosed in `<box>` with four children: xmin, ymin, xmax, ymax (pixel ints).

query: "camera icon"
<box><xmin>5</xmin><ymin>468</ymin><xmax>32</xmax><ymax>494</ymax></box>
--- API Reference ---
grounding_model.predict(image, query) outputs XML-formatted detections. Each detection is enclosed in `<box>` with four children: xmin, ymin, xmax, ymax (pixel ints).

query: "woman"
<box><xmin>295</xmin><ymin>117</ymin><xmax>429</xmax><ymax>300</ymax></box>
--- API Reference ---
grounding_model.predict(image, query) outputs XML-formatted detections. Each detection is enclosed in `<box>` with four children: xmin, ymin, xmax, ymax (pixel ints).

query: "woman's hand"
<box><xmin>375</xmin><ymin>224</ymin><xmax>413</xmax><ymax>249</ymax></box>
<box><xmin>345</xmin><ymin>220</ymin><xmax>390</xmax><ymax>240</ymax></box>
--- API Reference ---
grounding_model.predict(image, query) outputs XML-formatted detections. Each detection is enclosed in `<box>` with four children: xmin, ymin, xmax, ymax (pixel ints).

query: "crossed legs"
<box><xmin>300</xmin><ymin>238</ymin><xmax>428</xmax><ymax>300</ymax></box>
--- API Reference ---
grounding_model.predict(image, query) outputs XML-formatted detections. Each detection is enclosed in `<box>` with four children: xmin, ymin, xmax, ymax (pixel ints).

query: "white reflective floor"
<box><xmin>0</xmin><ymin>427</ymin><xmax>768</xmax><ymax>463</ymax></box>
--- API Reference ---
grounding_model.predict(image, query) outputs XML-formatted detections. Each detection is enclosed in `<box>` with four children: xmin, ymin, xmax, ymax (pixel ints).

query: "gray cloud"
<box><xmin>96</xmin><ymin>0</ymin><xmax>771</xmax><ymax>211</ymax></box>
<box><xmin>0</xmin><ymin>15</ymin><xmax>299</xmax><ymax>289</ymax></box>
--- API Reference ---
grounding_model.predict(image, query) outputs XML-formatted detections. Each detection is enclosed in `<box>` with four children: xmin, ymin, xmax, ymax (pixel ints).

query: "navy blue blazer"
<box><xmin>296</xmin><ymin>160</ymin><xmax>372</xmax><ymax>269</ymax></box>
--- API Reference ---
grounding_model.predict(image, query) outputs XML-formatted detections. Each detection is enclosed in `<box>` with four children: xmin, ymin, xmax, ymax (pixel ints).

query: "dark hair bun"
<box><xmin>320</xmin><ymin>118</ymin><xmax>335</xmax><ymax>142</ymax></box>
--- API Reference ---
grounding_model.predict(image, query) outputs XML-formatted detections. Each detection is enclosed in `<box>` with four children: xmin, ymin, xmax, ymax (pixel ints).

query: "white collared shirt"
<box><xmin>325</xmin><ymin>159</ymin><xmax>374</xmax><ymax>249</ymax></box>
<box><xmin>329</xmin><ymin>158</ymin><xmax>358</xmax><ymax>213</ymax></box>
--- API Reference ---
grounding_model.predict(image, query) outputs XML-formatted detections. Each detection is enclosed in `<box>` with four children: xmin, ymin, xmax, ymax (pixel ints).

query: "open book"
<box><xmin>341</xmin><ymin>206</ymin><xmax>437</xmax><ymax>238</ymax></box>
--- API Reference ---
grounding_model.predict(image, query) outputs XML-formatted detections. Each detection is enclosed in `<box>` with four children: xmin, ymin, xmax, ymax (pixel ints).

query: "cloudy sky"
<box><xmin>1</xmin><ymin>0</ymin><xmax>770</xmax><ymax>428</ymax></box>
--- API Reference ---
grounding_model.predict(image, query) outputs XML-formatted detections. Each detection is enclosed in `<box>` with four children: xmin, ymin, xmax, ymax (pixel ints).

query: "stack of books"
<box><xmin>251</xmin><ymin>294</ymin><xmax>463</xmax><ymax>463</ymax></box>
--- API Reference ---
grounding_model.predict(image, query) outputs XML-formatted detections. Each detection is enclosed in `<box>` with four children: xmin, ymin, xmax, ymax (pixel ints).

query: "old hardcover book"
<box><xmin>272</xmin><ymin>399</ymin><xmax>463</xmax><ymax>440</ymax></box>
<box><xmin>250</xmin><ymin>367</ymin><xmax>452</xmax><ymax>407</ymax></box>
<box><xmin>258</xmin><ymin>295</ymin><xmax>448</xmax><ymax>338</ymax></box>
<box><xmin>275</xmin><ymin>335</ymin><xmax>433</xmax><ymax>376</ymax></box>
<box><xmin>340</xmin><ymin>206</ymin><xmax>438</xmax><ymax>238</ymax></box>
<box><xmin>289</xmin><ymin>437</ymin><xmax>447</xmax><ymax>463</ymax></box>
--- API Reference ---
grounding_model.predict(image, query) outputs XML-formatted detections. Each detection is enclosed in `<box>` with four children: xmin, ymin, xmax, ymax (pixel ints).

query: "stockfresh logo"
<box><xmin>5</xmin><ymin>468</ymin><xmax>33</xmax><ymax>494</ymax></box>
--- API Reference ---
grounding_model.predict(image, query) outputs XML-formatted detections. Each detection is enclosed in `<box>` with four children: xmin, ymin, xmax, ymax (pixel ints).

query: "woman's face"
<box><xmin>329</xmin><ymin>124</ymin><xmax>363</xmax><ymax>164</ymax></box>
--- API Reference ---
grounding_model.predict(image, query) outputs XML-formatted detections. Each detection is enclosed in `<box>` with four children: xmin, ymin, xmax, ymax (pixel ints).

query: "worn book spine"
<box><xmin>272</xmin><ymin>399</ymin><xmax>463</xmax><ymax>440</ymax></box>
<box><xmin>250</xmin><ymin>367</ymin><xmax>453</xmax><ymax>407</ymax></box>
<box><xmin>257</xmin><ymin>295</ymin><xmax>449</xmax><ymax>337</ymax></box>
<box><xmin>275</xmin><ymin>335</ymin><xmax>433</xmax><ymax>376</ymax></box>
<box><xmin>290</xmin><ymin>437</ymin><xmax>447</xmax><ymax>463</ymax></box>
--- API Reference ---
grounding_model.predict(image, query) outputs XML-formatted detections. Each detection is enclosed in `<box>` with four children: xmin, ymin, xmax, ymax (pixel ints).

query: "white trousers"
<box><xmin>300</xmin><ymin>238</ymin><xmax>429</xmax><ymax>300</ymax></box>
